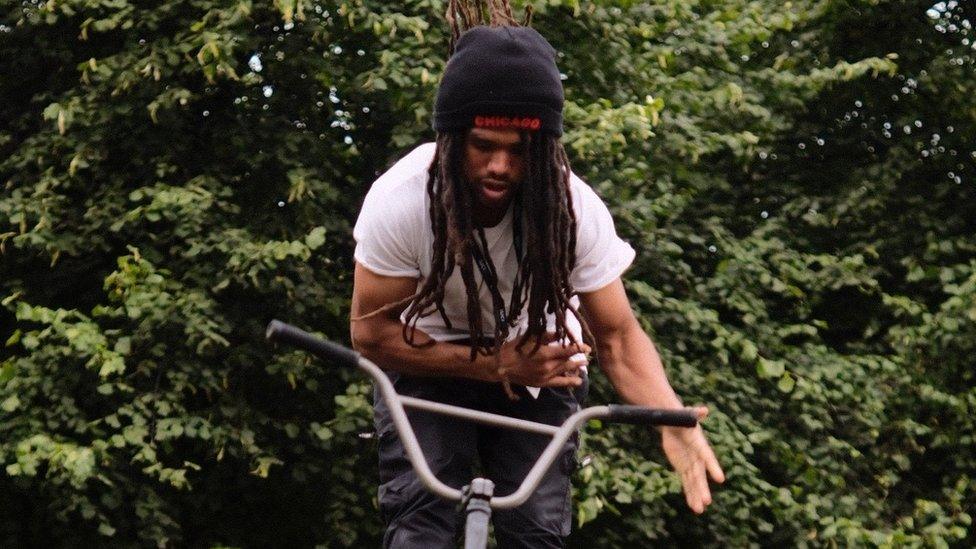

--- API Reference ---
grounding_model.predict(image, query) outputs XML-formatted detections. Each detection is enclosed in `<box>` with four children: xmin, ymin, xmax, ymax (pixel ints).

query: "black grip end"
<box><xmin>606</xmin><ymin>405</ymin><xmax>698</xmax><ymax>427</ymax></box>
<box><xmin>265</xmin><ymin>320</ymin><xmax>360</xmax><ymax>368</ymax></box>
<box><xmin>266</xmin><ymin>319</ymin><xmax>287</xmax><ymax>342</ymax></box>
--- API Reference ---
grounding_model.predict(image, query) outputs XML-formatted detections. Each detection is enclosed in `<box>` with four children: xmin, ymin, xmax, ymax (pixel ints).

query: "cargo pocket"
<box><xmin>376</xmin><ymin>425</ymin><xmax>414</xmax><ymax>524</ymax></box>
<box><xmin>377</xmin><ymin>470</ymin><xmax>413</xmax><ymax>525</ymax></box>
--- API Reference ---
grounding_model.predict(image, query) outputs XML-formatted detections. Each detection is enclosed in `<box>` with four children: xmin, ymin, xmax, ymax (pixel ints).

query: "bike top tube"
<box><xmin>265</xmin><ymin>320</ymin><xmax>697</xmax><ymax>510</ymax></box>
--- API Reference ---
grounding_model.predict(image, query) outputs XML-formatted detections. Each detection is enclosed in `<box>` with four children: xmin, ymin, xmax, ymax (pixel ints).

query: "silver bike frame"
<box><xmin>360</xmin><ymin>353</ymin><xmax>613</xmax><ymax>509</ymax></box>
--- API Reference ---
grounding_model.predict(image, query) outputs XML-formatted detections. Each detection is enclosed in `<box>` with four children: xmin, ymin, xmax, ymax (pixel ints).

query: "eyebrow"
<box><xmin>469</xmin><ymin>131</ymin><xmax>523</xmax><ymax>149</ymax></box>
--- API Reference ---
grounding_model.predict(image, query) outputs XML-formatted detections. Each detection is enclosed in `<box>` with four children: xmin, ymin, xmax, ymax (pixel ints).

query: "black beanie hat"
<box><xmin>433</xmin><ymin>26</ymin><xmax>564</xmax><ymax>136</ymax></box>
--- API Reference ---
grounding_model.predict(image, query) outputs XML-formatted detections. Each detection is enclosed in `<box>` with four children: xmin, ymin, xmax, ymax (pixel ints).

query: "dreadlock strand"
<box><xmin>445</xmin><ymin>0</ymin><xmax>460</xmax><ymax>52</ymax></box>
<box><xmin>557</xmin><ymin>144</ymin><xmax>577</xmax><ymax>269</ymax></box>
<box><xmin>512</xmin><ymin>133</ymin><xmax>586</xmax><ymax>354</ymax></box>
<box><xmin>448</xmin><ymin>0</ymin><xmax>521</xmax><ymax>50</ymax></box>
<box><xmin>553</xmin><ymin>145</ymin><xmax>574</xmax><ymax>288</ymax></box>
<box><xmin>446</xmin><ymin>134</ymin><xmax>493</xmax><ymax>360</ymax></box>
<box><xmin>505</xmin><ymin>133</ymin><xmax>533</xmax><ymax>324</ymax></box>
<box><xmin>487</xmin><ymin>0</ymin><xmax>517</xmax><ymax>26</ymax></box>
<box><xmin>459</xmin><ymin>0</ymin><xmax>478</xmax><ymax>29</ymax></box>
<box><xmin>552</xmin><ymin>140</ymin><xmax>579</xmax><ymax>342</ymax></box>
<box><xmin>526</xmin><ymin>134</ymin><xmax>552</xmax><ymax>350</ymax></box>
<box><xmin>474</xmin><ymin>0</ymin><xmax>488</xmax><ymax>23</ymax></box>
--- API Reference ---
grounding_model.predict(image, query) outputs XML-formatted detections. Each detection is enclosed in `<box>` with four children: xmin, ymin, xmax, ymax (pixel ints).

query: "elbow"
<box><xmin>350</xmin><ymin>318</ymin><xmax>391</xmax><ymax>358</ymax></box>
<box><xmin>592</xmin><ymin>320</ymin><xmax>643</xmax><ymax>362</ymax></box>
<box><xmin>349</xmin><ymin>320</ymin><xmax>374</xmax><ymax>353</ymax></box>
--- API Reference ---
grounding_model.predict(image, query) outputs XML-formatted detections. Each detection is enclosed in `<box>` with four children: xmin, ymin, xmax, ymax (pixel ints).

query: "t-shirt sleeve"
<box><xmin>570</xmin><ymin>177</ymin><xmax>636</xmax><ymax>293</ymax></box>
<box><xmin>353</xmin><ymin>183</ymin><xmax>423</xmax><ymax>278</ymax></box>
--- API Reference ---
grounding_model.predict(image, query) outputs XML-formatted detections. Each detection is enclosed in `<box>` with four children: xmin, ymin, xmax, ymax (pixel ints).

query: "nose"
<box><xmin>486</xmin><ymin>151</ymin><xmax>513</xmax><ymax>180</ymax></box>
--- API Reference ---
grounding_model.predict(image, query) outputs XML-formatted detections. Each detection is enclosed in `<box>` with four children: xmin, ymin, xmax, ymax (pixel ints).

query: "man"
<box><xmin>351</xmin><ymin>22</ymin><xmax>724</xmax><ymax>548</ymax></box>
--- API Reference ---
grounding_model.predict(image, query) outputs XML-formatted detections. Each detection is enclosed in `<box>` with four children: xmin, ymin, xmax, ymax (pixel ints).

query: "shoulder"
<box><xmin>364</xmin><ymin>143</ymin><xmax>435</xmax><ymax>204</ymax></box>
<box><xmin>353</xmin><ymin>144</ymin><xmax>436</xmax><ymax>276</ymax></box>
<box><xmin>565</xmin><ymin>170</ymin><xmax>636</xmax><ymax>292</ymax></box>
<box><xmin>567</xmin><ymin>171</ymin><xmax>610</xmax><ymax>218</ymax></box>
<box><xmin>377</xmin><ymin>142</ymin><xmax>437</xmax><ymax>186</ymax></box>
<box><xmin>359</xmin><ymin>143</ymin><xmax>435</xmax><ymax>221</ymax></box>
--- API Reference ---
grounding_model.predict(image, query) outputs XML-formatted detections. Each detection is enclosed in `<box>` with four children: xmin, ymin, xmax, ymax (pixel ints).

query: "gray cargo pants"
<box><xmin>373</xmin><ymin>372</ymin><xmax>588</xmax><ymax>548</ymax></box>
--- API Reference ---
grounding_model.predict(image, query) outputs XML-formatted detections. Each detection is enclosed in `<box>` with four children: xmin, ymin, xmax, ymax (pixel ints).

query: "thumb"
<box><xmin>690</xmin><ymin>405</ymin><xmax>709</xmax><ymax>421</ymax></box>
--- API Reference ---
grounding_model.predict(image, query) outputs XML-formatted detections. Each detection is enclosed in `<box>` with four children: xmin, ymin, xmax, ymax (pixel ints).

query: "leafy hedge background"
<box><xmin>1</xmin><ymin>0</ymin><xmax>974</xmax><ymax>546</ymax></box>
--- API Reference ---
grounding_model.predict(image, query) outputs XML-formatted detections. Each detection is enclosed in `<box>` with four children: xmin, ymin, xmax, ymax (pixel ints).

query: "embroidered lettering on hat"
<box><xmin>474</xmin><ymin>115</ymin><xmax>543</xmax><ymax>131</ymax></box>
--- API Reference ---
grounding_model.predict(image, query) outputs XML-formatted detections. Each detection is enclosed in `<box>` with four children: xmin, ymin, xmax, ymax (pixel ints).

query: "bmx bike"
<box><xmin>265</xmin><ymin>320</ymin><xmax>697</xmax><ymax>548</ymax></box>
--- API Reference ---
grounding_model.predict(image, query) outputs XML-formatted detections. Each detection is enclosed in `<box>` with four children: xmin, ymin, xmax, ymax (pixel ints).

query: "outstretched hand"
<box><xmin>660</xmin><ymin>406</ymin><xmax>725</xmax><ymax>514</ymax></box>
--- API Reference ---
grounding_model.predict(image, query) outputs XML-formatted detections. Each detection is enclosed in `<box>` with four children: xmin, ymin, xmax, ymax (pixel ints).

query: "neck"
<box><xmin>474</xmin><ymin>206</ymin><xmax>509</xmax><ymax>228</ymax></box>
<box><xmin>472</xmin><ymin>200</ymin><xmax>512</xmax><ymax>229</ymax></box>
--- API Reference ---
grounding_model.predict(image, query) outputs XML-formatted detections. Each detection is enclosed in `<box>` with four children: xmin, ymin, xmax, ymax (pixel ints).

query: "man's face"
<box><xmin>462</xmin><ymin>127</ymin><xmax>526</xmax><ymax>224</ymax></box>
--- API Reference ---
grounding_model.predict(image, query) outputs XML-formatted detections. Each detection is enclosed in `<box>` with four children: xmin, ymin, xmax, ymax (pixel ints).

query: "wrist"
<box><xmin>473</xmin><ymin>353</ymin><xmax>502</xmax><ymax>383</ymax></box>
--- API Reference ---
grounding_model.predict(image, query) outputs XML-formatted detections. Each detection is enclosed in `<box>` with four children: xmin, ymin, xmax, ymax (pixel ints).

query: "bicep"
<box><xmin>351</xmin><ymin>261</ymin><xmax>418</xmax><ymax>320</ymax></box>
<box><xmin>578</xmin><ymin>278</ymin><xmax>641</xmax><ymax>341</ymax></box>
<box><xmin>350</xmin><ymin>262</ymin><xmax>419</xmax><ymax>350</ymax></box>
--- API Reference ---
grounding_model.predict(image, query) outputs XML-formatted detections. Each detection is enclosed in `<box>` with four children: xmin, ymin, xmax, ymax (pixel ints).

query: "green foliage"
<box><xmin>1</xmin><ymin>0</ymin><xmax>973</xmax><ymax>546</ymax></box>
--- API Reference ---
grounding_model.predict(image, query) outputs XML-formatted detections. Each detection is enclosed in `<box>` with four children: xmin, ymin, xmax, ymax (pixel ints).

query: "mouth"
<box><xmin>479</xmin><ymin>179</ymin><xmax>511</xmax><ymax>200</ymax></box>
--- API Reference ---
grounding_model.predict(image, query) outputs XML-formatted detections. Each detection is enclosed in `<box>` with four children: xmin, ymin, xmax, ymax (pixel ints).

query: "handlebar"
<box><xmin>266</xmin><ymin>320</ymin><xmax>360</xmax><ymax>368</ymax></box>
<box><xmin>606</xmin><ymin>405</ymin><xmax>698</xmax><ymax>427</ymax></box>
<box><xmin>266</xmin><ymin>320</ymin><xmax>698</xmax><ymax>509</ymax></box>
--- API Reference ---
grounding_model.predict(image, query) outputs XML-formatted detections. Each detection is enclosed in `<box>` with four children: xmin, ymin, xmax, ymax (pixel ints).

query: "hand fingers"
<box><xmin>680</xmin><ymin>468</ymin><xmax>701</xmax><ymax>514</ymax></box>
<box><xmin>544</xmin><ymin>373</ymin><xmax>583</xmax><ymax>388</ymax></box>
<box><xmin>679</xmin><ymin>453</ymin><xmax>713</xmax><ymax>514</ymax></box>
<box><xmin>536</xmin><ymin>354</ymin><xmax>585</xmax><ymax>385</ymax></box>
<box><xmin>702</xmin><ymin>440</ymin><xmax>726</xmax><ymax>484</ymax></box>
<box><xmin>561</xmin><ymin>353</ymin><xmax>588</xmax><ymax>371</ymax></box>
<box><xmin>540</xmin><ymin>332</ymin><xmax>562</xmax><ymax>344</ymax></box>
<box><xmin>669</xmin><ymin>426</ymin><xmax>721</xmax><ymax>514</ymax></box>
<box><xmin>521</xmin><ymin>335</ymin><xmax>589</xmax><ymax>357</ymax></box>
<box><xmin>688</xmin><ymin>407</ymin><xmax>725</xmax><ymax>484</ymax></box>
<box><xmin>545</xmin><ymin>342</ymin><xmax>591</xmax><ymax>359</ymax></box>
<box><xmin>538</xmin><ymin>358</ymin><xmax>583</xmax><ymax>381</ymax></box>
<box><xmin>695</xmin><ymin>459</ymin><xmax>713</xmax><ymax>508</ymax></box>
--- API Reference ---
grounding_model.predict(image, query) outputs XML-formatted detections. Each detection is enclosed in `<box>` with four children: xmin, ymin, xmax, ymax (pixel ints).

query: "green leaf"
<box><xmin>777</xmin><ymin>373</ymin><xmax>796</xmax><ymax>393</ymax></box>
<box><xmin>313</xmin><ymin>425</ymin><xmax>333</xmax><ymax>441</ymax></box>
<box><xmin>757</xmin><ymin>358</ymin><xmax>785</xmax><ymax>378</ymax></box>
<box><xmin>306</xmin><ymin>226</ymin><xmax>327</xmax><ymax>250</ymax></box>
<box><xmin>250</xmin><ymin>456</ymin><xmax>283</xmax><ymax>479</ymax></box>
<box><xmin>1</xmin><ymin>394</ymin><xmax>20</xmax><ymax>412</ymax></box>
<box><xmin>113</xmin><ymin>337</ymin><xmax>131</xmax><ymax>354</ymax></box>
<box><xmin>741</xmin><ymin>339</ymin><xmax>758</xmax><ymax>362</ymax></box>
<box><xmin>0</xmin><ymin>361</ymin><xmax>15</xmax><ymax>384</ymax></box>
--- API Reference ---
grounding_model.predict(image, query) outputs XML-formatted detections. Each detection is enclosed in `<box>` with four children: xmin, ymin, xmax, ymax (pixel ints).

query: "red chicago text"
<box><xmin>474</xmin><ymin>115</ymin><xmax>542</xmax><ymax>131</ymax></box>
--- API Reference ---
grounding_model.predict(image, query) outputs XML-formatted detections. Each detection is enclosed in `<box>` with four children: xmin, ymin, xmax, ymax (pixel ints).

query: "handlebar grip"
<box><xmin>265</xmin><ymin>320</ymin><xmax>360</xmax><ymax>369</ymax></box>
<box><xmin>605</xmin><ymin>405</ymin><xmax>698</xmax><ymax>427</ymax></box>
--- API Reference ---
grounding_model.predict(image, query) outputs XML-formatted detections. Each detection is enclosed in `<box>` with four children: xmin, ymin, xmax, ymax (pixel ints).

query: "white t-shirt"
<box><xmin>354</xmin><ymin>142</ymin><xmax>636</xmax><ymax>349</ymax></box>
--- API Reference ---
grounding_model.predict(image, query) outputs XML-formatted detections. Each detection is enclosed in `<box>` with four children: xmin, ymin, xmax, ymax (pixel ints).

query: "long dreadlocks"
<box><xmin>362</xmin><ymin>1</ymin><xmax>589</xmax><ymax>396</ymax></box>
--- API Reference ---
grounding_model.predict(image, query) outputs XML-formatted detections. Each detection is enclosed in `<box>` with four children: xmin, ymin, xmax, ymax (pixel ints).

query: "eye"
<box><xmin>472</xmin><ymin>139</ymin><xmax>493</xmax><ymax>152</ymax></box>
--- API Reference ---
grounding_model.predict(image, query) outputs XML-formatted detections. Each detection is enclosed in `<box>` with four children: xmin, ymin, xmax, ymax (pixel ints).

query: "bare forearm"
<box><xmin>579</xmin><ymin>281</ymin><xmax>725</xmax><ymax>512</ymax></box>
<box><xmin>351</xmin><ymin>319</ymin><xmax>497</xmax><ymax>382</ymax></box>
<box><xmin>596</xmin><ymin>323</ymin><xmax>683</xmax><ymax>409</ymax></box>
